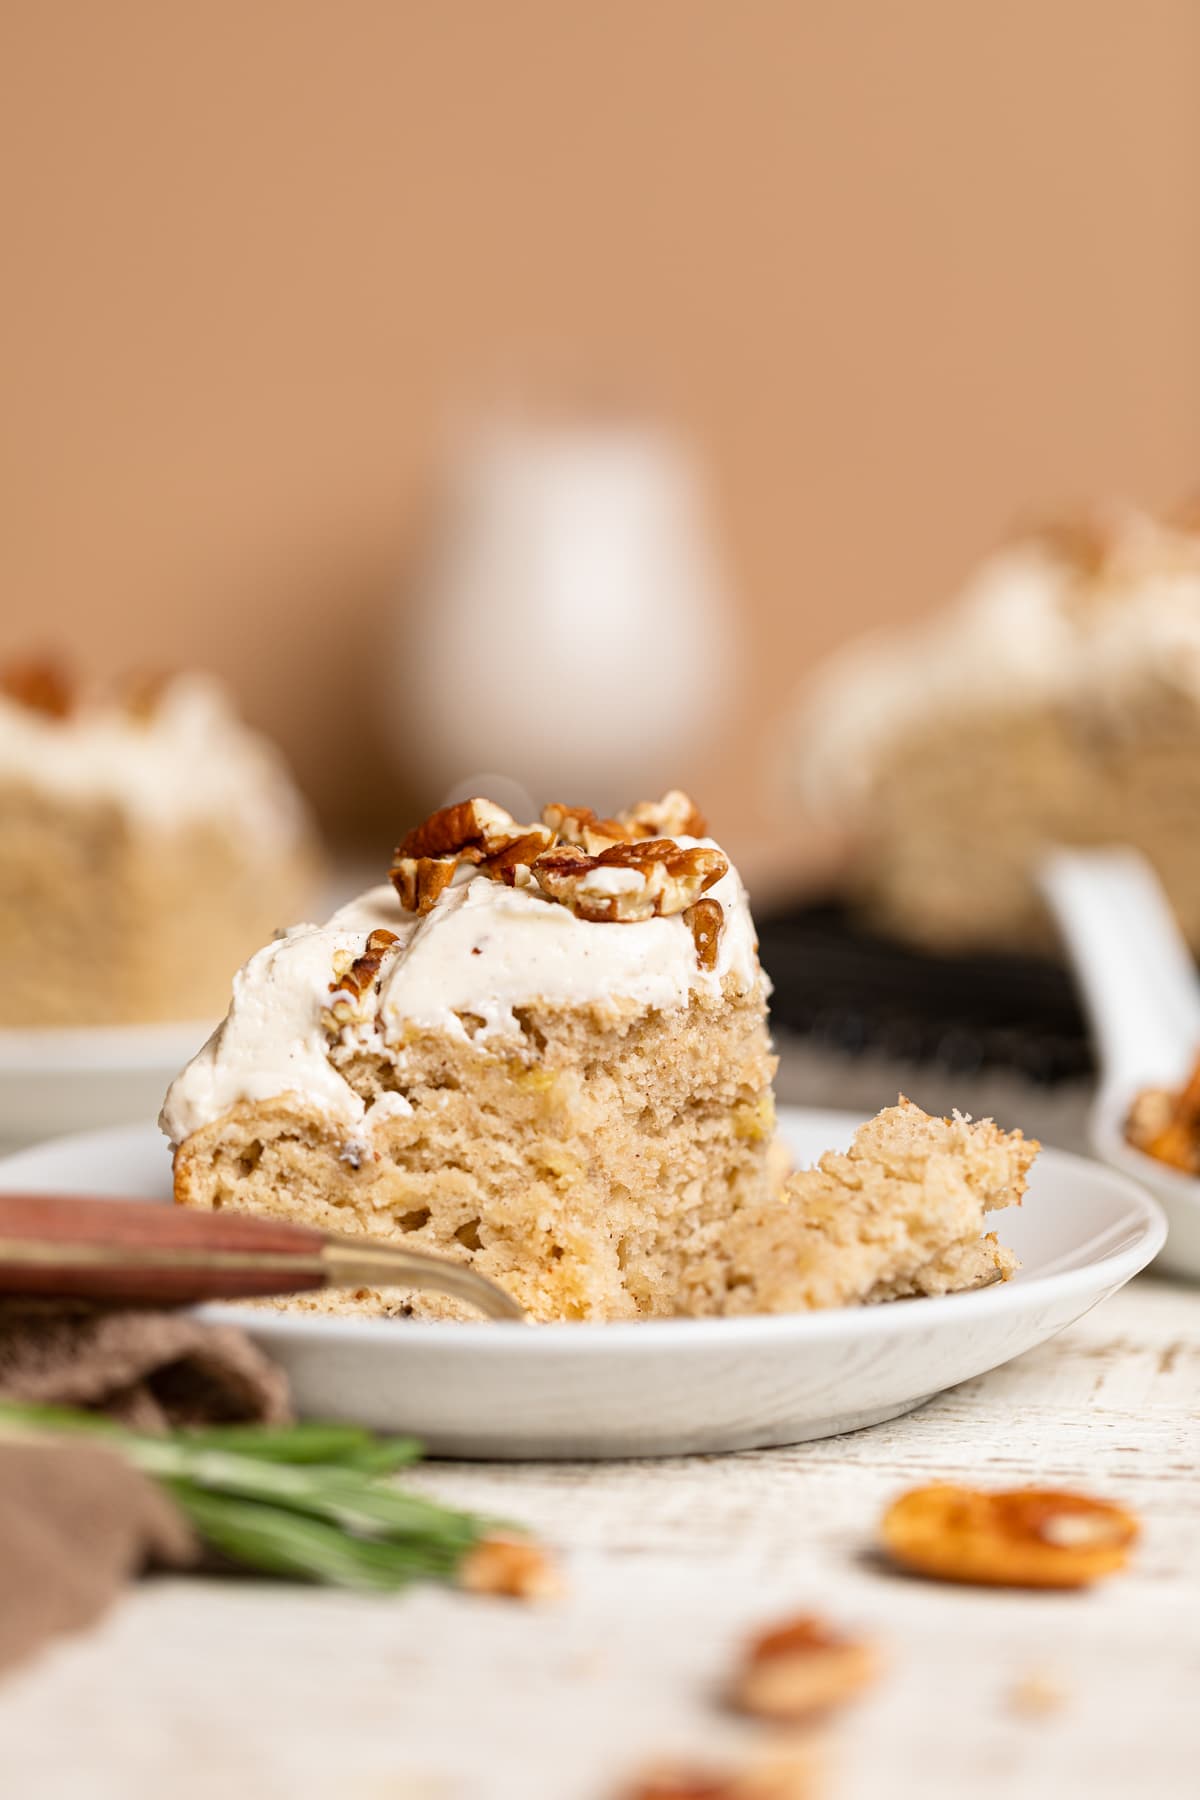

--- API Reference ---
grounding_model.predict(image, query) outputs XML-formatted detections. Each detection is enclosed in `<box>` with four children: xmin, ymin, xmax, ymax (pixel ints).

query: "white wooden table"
<box><xmin>0</xmin><ymin>1275</ymin><xmax>1195</xmax><ymax>1800</ymax></box>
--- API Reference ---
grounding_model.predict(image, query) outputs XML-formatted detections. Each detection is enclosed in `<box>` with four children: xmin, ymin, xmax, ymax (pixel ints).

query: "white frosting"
<box><xmin>160</xmin><ymin>844</ymin><xmax>763</xmax><ymax>1146</ymax></box>
<box><xmin>0</xmin><ymin>672</ymin><xmax>309</xmax><ymax>847</ymax></box>
<box><xmin>792</xmin><ymin>509</ymin><xmax>1200</xmax><ymax>809</ymax></box>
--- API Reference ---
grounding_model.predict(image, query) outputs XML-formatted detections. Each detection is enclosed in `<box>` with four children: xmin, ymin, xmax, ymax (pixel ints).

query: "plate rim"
<box><xmin>0</xmin><ymin>1105</ymin><xmax>1167</xmax><ymax>1351</ymax></box>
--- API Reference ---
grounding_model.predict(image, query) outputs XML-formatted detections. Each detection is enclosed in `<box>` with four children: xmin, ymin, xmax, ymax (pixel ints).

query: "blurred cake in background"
<box><xmin>790</xmin><ymin>501</ymin><xmax>1200</xmax><ymax>953</ymax></box>
<box><xmin>0</xmin><ymin>660</ymin><xmax>320</xmax><ymax>1026</ymax></box>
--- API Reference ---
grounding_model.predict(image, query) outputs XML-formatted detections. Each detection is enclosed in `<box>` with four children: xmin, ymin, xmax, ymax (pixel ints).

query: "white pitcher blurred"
<box><xmin>385</xmin><ymin>419</ymin><xmax>735</xmax><ymax>813</ymax></box>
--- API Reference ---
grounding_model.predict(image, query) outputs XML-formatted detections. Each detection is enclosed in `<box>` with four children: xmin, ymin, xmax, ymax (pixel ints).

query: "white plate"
<box><xmin>0</xmin><ymin>1107</ymin><xmax>1165</xmax><ymax>1460</ymax></box>
<box><xmin>0</xmin><ymin>1019</ymin><xmax>214</xmax><ymax>1154</ymax></box>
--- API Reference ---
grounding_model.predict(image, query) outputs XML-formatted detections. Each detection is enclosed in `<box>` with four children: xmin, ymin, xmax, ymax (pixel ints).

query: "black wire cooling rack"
<box><xmin>756</xmin><ymin>901</ymin><xmax>1096</xmax><ymax>1086</ymax></box>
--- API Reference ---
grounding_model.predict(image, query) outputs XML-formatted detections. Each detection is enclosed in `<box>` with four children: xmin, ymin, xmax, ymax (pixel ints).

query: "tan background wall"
<box><xmin>2</xmin><ymin>1</ymin><xmax>1198</xmax><ymax>866</ymax></box>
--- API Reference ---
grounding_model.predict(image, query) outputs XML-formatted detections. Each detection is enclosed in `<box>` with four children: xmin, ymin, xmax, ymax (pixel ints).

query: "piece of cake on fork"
<box><xmin>162</xmin><ymin>791</ymin><xmax>1037</xmax><ymax>1322</ymax></box>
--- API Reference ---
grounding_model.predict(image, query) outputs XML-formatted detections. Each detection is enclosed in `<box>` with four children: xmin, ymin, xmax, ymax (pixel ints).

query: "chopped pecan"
<box><xmin>1126</xmin><ymin>1051</ymin><xmax>1200</xmax><ymax>1173</ymax></box>
<box><xmin>396</xmin><ymin>799</ymin><xmax>499</xmax><ymax>860</ymax></box>
<box><xmin>541</xmin><ymin>802</ymin><xmax>626</xmax><ymax>853</ymax></box>
<box><xmin>329</xmin><ymin>929</ymin><xmax>398</xmax><ymax>1004</ymax></box>
<box><xmin>533</xmin><ymin>839</ymin><xmax>727</xmax><ymax>923</ymax></box>
<box><xmin>396</xmin><ymin>798</ymin><xmax>535</xmax><ymax>860</ymax></box>
<box><xmin>541</xmin><ymin>792</ymin><xmax>707</xmax><ymax>851</ymax></box>
<box><xmin>625</xmin><ymin>1776</ymin><xmax>734</xmax><ymax>1800</ymax></box>
<box><xmin>624</xmin><ymin>1774</ymin><xmax>730</xmax><ymax>1800</ymax></box>
<box><xmin>390</xmin><ymin>856</ymin><xmax>461</xmax><ymax>916</ymax></box>
<box><xmin>685</xmin><ymin>898</ymin><xmax>724</xmax><ymax>970</ymax></box>
<box><xmin>617</xmin><ymin>789</ymin><xmax>708</xmax><ymax>840</ymax></box>
<box><xmin>1031</xmin><ymin>504</ymin><xmax>1200</xmax><ymax>588</ymax></box>
<box><xmin>0</xmin><ymin>657</ymin><xmax>74</xmax><ymax>719</ymax></box>
<box><xmin>391</xmin><ymin>799</ymin><xmax>553</xmax><ymax>914</ymax></box>
<box><xmin>732</xmin><ymin>1613</ymin><xmax>879</xmax><ymax>1722</ymax></box>
<box><xmin>324</xmin><ymin>928</ymin><xmax>399</xmax><ymax>1028</ymax></box>
<box><xmin>624</xmin><ymin>1755</ymin><xmax>817</xmax><ymax>1800</ymax></box>
<box><xmin>120</xmin><ymin>669</ymin><xmax>172</xmax><ymax>723</ymax></box>
<box><xmin>458</xmin><ymin>1536</ymin><xmax>562</xmax><ymax>1601</ymax></box>
<box><xmin>879</xmin><ymin>1484</ymin><xmax>1138</xmax><ymax>1589</ymax></box>
<box><xmin>483</xmin><ymin>830</ymin><xmax>555</xmax><ymax>886</ymax></box>
<box><xmin>1028</xmin><ymin>511</ymin><xmax>1117</xmax><ymax>580</ymax></box>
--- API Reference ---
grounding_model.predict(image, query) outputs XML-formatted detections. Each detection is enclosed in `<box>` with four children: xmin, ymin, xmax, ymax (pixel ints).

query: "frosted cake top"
<box><xmin>161</xmin><ymin>793</ymin><xmax>764</xmax><ymax>1145</ymax></box>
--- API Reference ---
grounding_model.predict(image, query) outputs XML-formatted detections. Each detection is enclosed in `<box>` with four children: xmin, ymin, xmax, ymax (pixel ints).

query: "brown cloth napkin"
<box><xmin>0</xmin><ymin>1439</ymin><xmax>196</xmax><ymax>1675</ymax></box>
<box><xmin>0</xmin><ymin>1297</ymin><xmax>291</xmax><ymax>1430</ymax></box>
<box><xmin>0</xmin><ymin>1299</ymin><xmax>292</xmax><ymax>1676</ymax></box>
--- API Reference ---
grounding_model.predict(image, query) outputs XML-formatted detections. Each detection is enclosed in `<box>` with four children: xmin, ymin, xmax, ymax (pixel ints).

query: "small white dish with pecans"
<box><xmin>0</xmin><ymin>1106</ymin><xmax>1164</xmax><ymax>1459</ymax></box>
<box><xmin>1040</xmin><ymin>846</ymin><xmax>1200</xmax><ymax>1279</ymax></box>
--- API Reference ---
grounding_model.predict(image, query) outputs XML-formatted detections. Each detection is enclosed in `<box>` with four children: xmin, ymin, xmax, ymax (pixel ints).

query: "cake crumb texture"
<box><xmin>174</xmin><ymin>983</ymin><xmax>779</xmax><ymax>1322</ymax></box>
<box><xmin>707</xmin><ymin>1099</ymin><xmax>1034</xmax><ymax>1315</ymax></box>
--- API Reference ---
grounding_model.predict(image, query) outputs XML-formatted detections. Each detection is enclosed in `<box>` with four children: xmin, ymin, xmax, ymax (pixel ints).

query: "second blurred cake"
<box><xmin>791</xmin><ymin>502</ymin><xmax>1200</xmax><ymax>952</ymax></box>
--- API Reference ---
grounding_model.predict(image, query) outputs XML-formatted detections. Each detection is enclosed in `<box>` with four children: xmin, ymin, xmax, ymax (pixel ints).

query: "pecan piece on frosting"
<box><xmin>390</xmin><ymin>799</ymin><xmax>553</xmax><ymax>914</ymax></box>
<box><xmin>542</xmin><ymin>791</ymin><xmax>708</xmax><ymax>853</ymax></box>
<box><xmin>541</xmin><ymin>802</ymin><xmax>627</xmax><ymax>853</ymax></box>
<box><xmin>390</xmin><ymin>856</ymin><xmax>460</xmax><ymax>915</ymax></box>
<box><xmin>396</xmin><ymin>798</ymin><xmax>528</xmax><ymax>861</ymax></box>
<box><xmin>324</xmin><ymin>927</ymin><xmax>400</xmax><ymax>1028</ymax></box>
<box><xmin>879</xmin><ymin>1484</ymin><xmax>1139</xmax><ymax>1589</ymax></box>
<box><xmin>120</xmin><ymin>668</ymin><xmax>173</xmax><ymax>723</ymax></box>
<box><xmin>0</xmin><ymin>656</ymin><xmax>74</xmax><ymax>719</ymax></box>
<box><xmin>731</xmin><ymin>1613</ymin><xmax>880</xmax><ymax>1722</ymax></box>
<box><xmin>533</xmin><ymin>839</ymin><xmax>727</xmax><ymax>923</ymax></box>
<box><xmin>684</xmin><ymin>897</ymin><xmax>724</xmax><ymax>970</ymax></box>
<box><xmin>483</xmin><ymin>831</ymin><xmax>557</xmax><ymax>887</ymax></box>
<box><xmin>330</xmin><ymin>928</ymin><xmax>399</xmax><ymax>1004</ymax></box>
<box><xmin>617</xmin><ymin>789</ymin><xmax>708</xmax><ymax>841</ymax></box>
<box><xmin>1027</xmin><ymin>510</ymin><xmax>1118</xmax><ymax>581</ymax></box>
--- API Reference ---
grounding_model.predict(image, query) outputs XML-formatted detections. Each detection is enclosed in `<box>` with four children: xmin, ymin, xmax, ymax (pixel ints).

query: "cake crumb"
<box><xmin>1008</xmin><ymin>1669</ymin><xmax>1069</xmax><ymax>1718</ymax></box>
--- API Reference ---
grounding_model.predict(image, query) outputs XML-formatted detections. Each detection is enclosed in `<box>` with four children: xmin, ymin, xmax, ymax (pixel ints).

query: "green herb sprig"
<box><xmin>0</xmin><ymin>1404</ymin><xmax>516</xmax><ymax>1592</ymax></box>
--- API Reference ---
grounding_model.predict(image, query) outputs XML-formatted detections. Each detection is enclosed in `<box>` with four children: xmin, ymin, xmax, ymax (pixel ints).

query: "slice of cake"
<box><xmin>789</xmin><ymin>501</ymin><xmax>1200</xmax><ymax>952</ymax></box>
<box><xmin>164</xmin><ymin>792</ymin><xmax>777</xmax><ymax>1322</ymax></box>
<box><xmin>162</xmin><ymin>792</ymin><xmax>1036</xmax><ymax>1322</ymax></box>
<box><xmin>0</xmin><ymin>660</ymin><xmax>320</xmax><ymax>1026</ymax></box>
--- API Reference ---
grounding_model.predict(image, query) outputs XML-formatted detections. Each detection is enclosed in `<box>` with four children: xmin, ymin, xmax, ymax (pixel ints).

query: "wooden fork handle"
<box><xmin>0</xmin><ymin>1193</ymin><xmax>329</xmax><ymax>1305</ymax></box>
